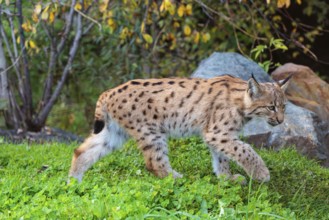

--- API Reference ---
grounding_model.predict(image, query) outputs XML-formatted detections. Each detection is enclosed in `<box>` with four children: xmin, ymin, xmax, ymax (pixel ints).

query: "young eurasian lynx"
<box><xmin>69</xmin><ymin>75</ymin><xmax>290</xmax><ymax>182</ymax></box>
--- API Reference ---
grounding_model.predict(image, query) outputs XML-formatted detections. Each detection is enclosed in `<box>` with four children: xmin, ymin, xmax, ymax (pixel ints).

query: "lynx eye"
<box><xmin>267</xmin><ymin>106</ymin><xmax>276</xmax><ymax>111</ymax></box>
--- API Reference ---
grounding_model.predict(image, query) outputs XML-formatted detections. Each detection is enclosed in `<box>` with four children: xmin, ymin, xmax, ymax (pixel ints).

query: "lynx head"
<box><xmin>244</xmin><ymin>74</ymin><xmax>292</xmax><ymax>126</ymax></box>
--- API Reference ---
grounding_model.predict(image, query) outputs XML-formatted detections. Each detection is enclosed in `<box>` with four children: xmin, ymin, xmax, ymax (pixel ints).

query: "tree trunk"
<box><xmin>0</xmin><ymin>37</ymin><xmax>8</xmax><ymax>104</ymax></box>
<box><xmin>0</xmin><ymin>37</ymin><xmax>10</xmax><ymax>126</ymax></box>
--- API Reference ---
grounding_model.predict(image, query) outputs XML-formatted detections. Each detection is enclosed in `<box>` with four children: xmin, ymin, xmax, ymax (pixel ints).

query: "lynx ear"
<box><xmin>278</xmin><ymin>74</ymin><xmax>293</xmax><ymax>92</ymax></box>
<box><xmin>247</xmin><ymin>74</ymin><xmax>262</xmax><ymax>99</ymax></box>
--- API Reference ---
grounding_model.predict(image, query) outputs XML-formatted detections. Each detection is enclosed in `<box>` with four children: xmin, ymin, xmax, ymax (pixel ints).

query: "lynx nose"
<box><xmin>276</xmin><ymin>118</ymin><xmax>283</xmax><ymax>124</ymax></box>
<box><xmin>268</xmin><ymin>117</ymin><xmax>283</xmax><ymax>126</ymax></box>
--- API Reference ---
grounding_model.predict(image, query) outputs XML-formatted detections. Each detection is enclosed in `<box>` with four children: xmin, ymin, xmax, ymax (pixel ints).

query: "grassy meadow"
<box><xmin>0</xmin><ymin>137</ymin><xmax>328</xmax><ymax>219</ymax></box>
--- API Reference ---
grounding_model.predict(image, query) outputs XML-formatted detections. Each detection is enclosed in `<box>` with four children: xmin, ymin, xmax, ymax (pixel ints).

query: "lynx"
<box><xmin>68</xmin><ymin>74</ymin><xmax>291</xmax><ymax>183</ymax></box>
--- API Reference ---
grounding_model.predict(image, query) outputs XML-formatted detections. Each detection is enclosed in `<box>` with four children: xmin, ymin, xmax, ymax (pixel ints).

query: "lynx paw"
<box><xmin>231</xmin><ymin>174</ymin><xmax>247</xmax><ymax>185</ymax></box>
<box><xmin>251</xmin><ymin>165</ymin><xmax>270</xmax><ymax>182</ymax></box>
<box><xmin>172</xmin><ymin>170</ymin><xmax>183</xmax><ymax>179</ymax></box>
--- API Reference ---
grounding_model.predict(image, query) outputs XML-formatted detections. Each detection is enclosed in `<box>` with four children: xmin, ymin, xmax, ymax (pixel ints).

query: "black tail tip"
<box><xmin>93</xmin><ymin>120</ymin><xmax>105</xmax><ymax>134</ymax></box>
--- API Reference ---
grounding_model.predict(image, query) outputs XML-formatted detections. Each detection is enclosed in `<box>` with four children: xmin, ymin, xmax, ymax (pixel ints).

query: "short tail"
<box><xmin>93</xmin><ymin>97</ymin><xmax>108</xmax><ymax>134</ymax></box>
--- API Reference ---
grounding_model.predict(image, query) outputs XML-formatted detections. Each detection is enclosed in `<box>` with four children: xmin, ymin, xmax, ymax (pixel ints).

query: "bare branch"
<box><xmin>0</xmin><ymin>24</ymin><xmax>25</xmax><ymax>101</ymax></box>
<box><xmin>38</xmin><ymin>4</ymin><xmax>83</xmax><ymax>125</ymax></box>
<box><xmin>57</xmin><ymin>0</ymin><xmax>77</xmax><ymax>54</ymax></box>
<box><xmin>7</xmin><ymin>86</ymin><xmax>25</xmax><ymax>129</ymax></box>
<box><xmin>41</xmin><ymin>21</ymin><xmax>54</xmax><ymax>42</ymax></box>
<box><xmin>75</xmin><ymin>8</ymin><xmax>102</xmax><ymax>31</ymax></box>
<box><xmin>16</xmin><ymin>0</ymin><xmax>33</xmax><ymax>119</ymax></box>
<box><xmin>194</xmin><ymin>0</ymin><xmax>266</xmax><ymax>41</ymax></box>
<box><xmin>83</xmin><ymin>21</ymin><xmax>95</xmax><ymax>35</ymax></box>
<box><xmin>5</xmin><ymin>9</ymin><xmax>19</xmax><ymax>59</ymax></box>
<box><xmin>40</xmin><ymin>21</ymin><xmax>57</xmax><ymax>107</ymax></box>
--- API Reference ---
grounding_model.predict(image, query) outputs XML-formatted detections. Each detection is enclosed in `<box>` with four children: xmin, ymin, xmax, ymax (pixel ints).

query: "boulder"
<box><xmin>241</xmin><ymin>103</ymin><xmax>329</xmax><ymax>167</ymax></box>
<box><xmin>192</xmin><ymin>52</ymin><xmax>273</xmax><ymax>82</ymax></box>
<box><xmin>192</xmin><ymin>52</ymin><xmax>329</xmax><ymax>167</ymax></box>
<box><xmin>271</xmin><ymin>63</ymin><xmax>329</xmax><ymax>121</ymax></box>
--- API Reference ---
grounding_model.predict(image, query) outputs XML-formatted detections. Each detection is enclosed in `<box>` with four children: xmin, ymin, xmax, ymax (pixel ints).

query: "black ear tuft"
<box><xmin>279</xmin><ymin>73</ymin><xmax>293</xmax><ymax>92</ymax></box>
<box><xmin>251</xmin><ymin>74</ymin><xmax>260</xmax><ymax>85</ymax></box>
<box><xmin>248</xmin><ymin>74</ymin><xmax>262</xmax><ymax>99</ymax></box>
<box><xmin>93</xmin><ymin>120</ymin><xmax>105</xmax><ymax>134</ymax></box>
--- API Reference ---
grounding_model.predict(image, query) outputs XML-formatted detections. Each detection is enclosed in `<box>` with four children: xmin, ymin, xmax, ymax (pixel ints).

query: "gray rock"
<box><xmin>192</xmin><ymin>52</ymin><xmax>273</xmax><ymax>82</ymax></box>
<box><xmin>192</xmin><ymin>52</ymin><xmax>329</xmax><ymax>167</ymax></box>
<box><xmin>241</xmin><ymin>102</ymin><xmax>329</xmax><ymax>166</ymax></box>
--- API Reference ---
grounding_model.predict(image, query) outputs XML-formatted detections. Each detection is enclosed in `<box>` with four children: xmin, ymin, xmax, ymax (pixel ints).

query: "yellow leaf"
<box><xmin>49</xmin><ymin>12</ymin><xmax>55</xmax><ymax>23</ymax></box>
<box><xmin>160</xmin><ymin>0</ymin><xmax>175</xmax><ymax>15</ymax></box>
<box><xmin>74</xmin><ymin>3</ymin><xmax>82</xmax><ymax>10</ymax></box>
<box><xmin>32</xmin><ymin>13</ymin><xmax>39</xmax><ymax>22</ymax></box>
<box><xmin>173</xmin><ymin>21</ymin><xmax>180</xmax><ymax>28</ymax></box>
<box><xmin>296</xmin><ymin>0</ymin><xmax>302</xmax><ymax>5</ymax></box>
<box><xmin>202</xmin><ymin>32</ymin><xmax>211</xmax><ymax>43</ymax></box>
<box><xmin>34</xmin><ymin>3</ymin><xmax>42</xmax><ymax>15</ymax></box>
<box><xmin>84</xmin><ymin>0</ymin><xmax>92</xmax><ymax>9</ymax></box>
<box><xmin>164</xmin><ymin>0</ymin><xmax>172</xmax><ymax>9</ymax></box>
<box><xmin>22</xmin><ymin>24</ymin><xmax>29</xmax><ymax>32</ymax></box>
<box><xmin>169</xmin><ymin>40</ymin><xmax>176</xmax><ymax>50</ymax></box>
<box><xmin>185</xmin><ymin>4</ymin><xmax>192</xmax><ymax>16</ymax></box>
<box><xmin>16</xmin><ymin>36</ymin><xmax>20</xmax><ymax>44</ymax></box>
<box><xmin>168</xmin><ymin>5</ymin><xmax>176</xmax><ymax>15</ymax></box>
<box><xmin>160</xmin><ymin>1</ymin><xmax>165</xmax><ymax>12</ymax></box>
<box><xmin>107</xmin><ymin>10</ymin><xmax>113</xmax><ymax>17</ymax></box>
<box><xmin>183</xmin><ymin>25</ymin><xmax>191</xmax><ymax>36</ymax></box>
<box><xmin>41</xmin><ymin>10</ymin><xmax>48</xmax><ymax>20</ymax></box>
<box><xmin>193</xmin><ymin>31</ymin><xmax>200</xmax><ymax>44</ymax></box>
<box><xmin>167</xmin><ymin>33</ymin><xmax>175</xmax><ymax>41</ymax></box>
<box><xmin>22</xmin><ymin>22</ymin><xmax>32</xmax><ymax>32</ymax></box>
<box><xmin>177</xmin><ymin>5</ymin><xmax>185</xmax><ymax>17</ymax></box>
<box><xmin>107</xmin><ymin>18</ymin><xmax>115</xmax><ymax>27</ymax></box>
<box><xmin>141</xmin><ymin>22</ymin><xmax>145</xmax><ymax>32</ymax></box>
<box><xmin>107</xmin><ymin>18</ymin><xmax>116</xmax><ymax>32</ymax></box>
<box><xmin>277</xmin><ymin>0</ymin><xmax>290</xmax><ymax>8</ymax></box>
<box><xmin>120</xmin><ymin>27</ymin><xmax>129</xmax><ymax>40</ymax></box>
<box><xmin>285</xmin><ymin>0</ymin><xmax>291</xmax><ymax>7</ymax></box>
<box><xmin>136</xmin><ymin>37</ymin><xmax>142</xmax><ymax>44</ymax></box>
<box><xmin>29</xmin><ymin>40</ymin><xmax>37</xmax><ymax>49</ymax></box>
<box><xmin>99</xmin><ymin>3</ymin><xmax>107</xmax><ymax>13</ymax></box>
<box><xmin>266</xmin><ymin>0</ymin><xmax>271</xmax><ymax>4</ymax></box>
<box><xmin>277</xmin><ymin>0</ymin><xmax>284</xmax><ymax>8</ymax></box>
<box><xmin>142</xmin><ymin>33</ymin><xmax>153</xmax><ymax>44</ymax></box>
<box><xmin>41</xmin><ymin>6</ymin><xmax>49</xmax><ymax>20</ymax></box>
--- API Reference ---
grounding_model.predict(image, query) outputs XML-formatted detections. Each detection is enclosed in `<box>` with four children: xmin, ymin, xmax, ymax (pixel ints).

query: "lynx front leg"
<box><xmin>137</xmin><ymin>135</ymin><xmax>182</xmax><ymax>179</ymax></box>
<box><xmin>209</xmin><ymin>149</ymin><xmax>231</xmax><ymax>176</ymax></box>
<box><xmin>204</xmin><ymin>133</ymin><xmax>270</xmax><ymax>182</ymax></box>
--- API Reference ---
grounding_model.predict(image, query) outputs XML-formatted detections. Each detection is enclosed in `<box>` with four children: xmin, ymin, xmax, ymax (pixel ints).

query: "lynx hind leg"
<box><xmin>204</xmin><ymin>133</ymin><xmax>270</xmax><ymax>182</ymax></box>
<box><xmin>138</xmin><ymin>134</ymin><xmax>182</xmax><ymax>179</ymax></box>
<box><xmin>68</xmin><ymin>119</ymin><xmax>128</xmax><ymax>182</ymax></box>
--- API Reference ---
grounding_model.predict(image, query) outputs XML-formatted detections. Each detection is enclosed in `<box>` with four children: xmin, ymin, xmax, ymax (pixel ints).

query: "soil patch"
<box><xmin>0</xmin><ymin>127</ymin><xmax>83</xmax><ymax>144</ymax></box>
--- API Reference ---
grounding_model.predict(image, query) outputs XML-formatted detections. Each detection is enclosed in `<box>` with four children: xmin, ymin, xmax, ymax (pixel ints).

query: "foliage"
<box><xmin>0</xmin><ymin>0</ymin><xmax>328</xmax><ymax>134</ymax></box>
<box><xmin>47</xmin><ymin>0</ymin><xmax>328</xmax><ymax>135</ymax></box>
<box><xmin>0</xmin><ymin>0</ymin><xmax>93</xmax><ymax>131</ymax></box>
<box><xmin>251</xmin><ymin>38</ymin><xmax>288</xmax><ymax>72</ymax></box>
<box><xmin>0</xmin><ymin>138</ymin><xmax>328</xmax><ymax>219</ymax></box>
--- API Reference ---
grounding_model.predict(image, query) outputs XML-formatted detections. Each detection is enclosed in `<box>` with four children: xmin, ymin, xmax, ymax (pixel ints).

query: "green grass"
<box><xmin>0</xmin><ymin>137</ymin><xmax>328</xmax><ymax>219</ymax></box>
